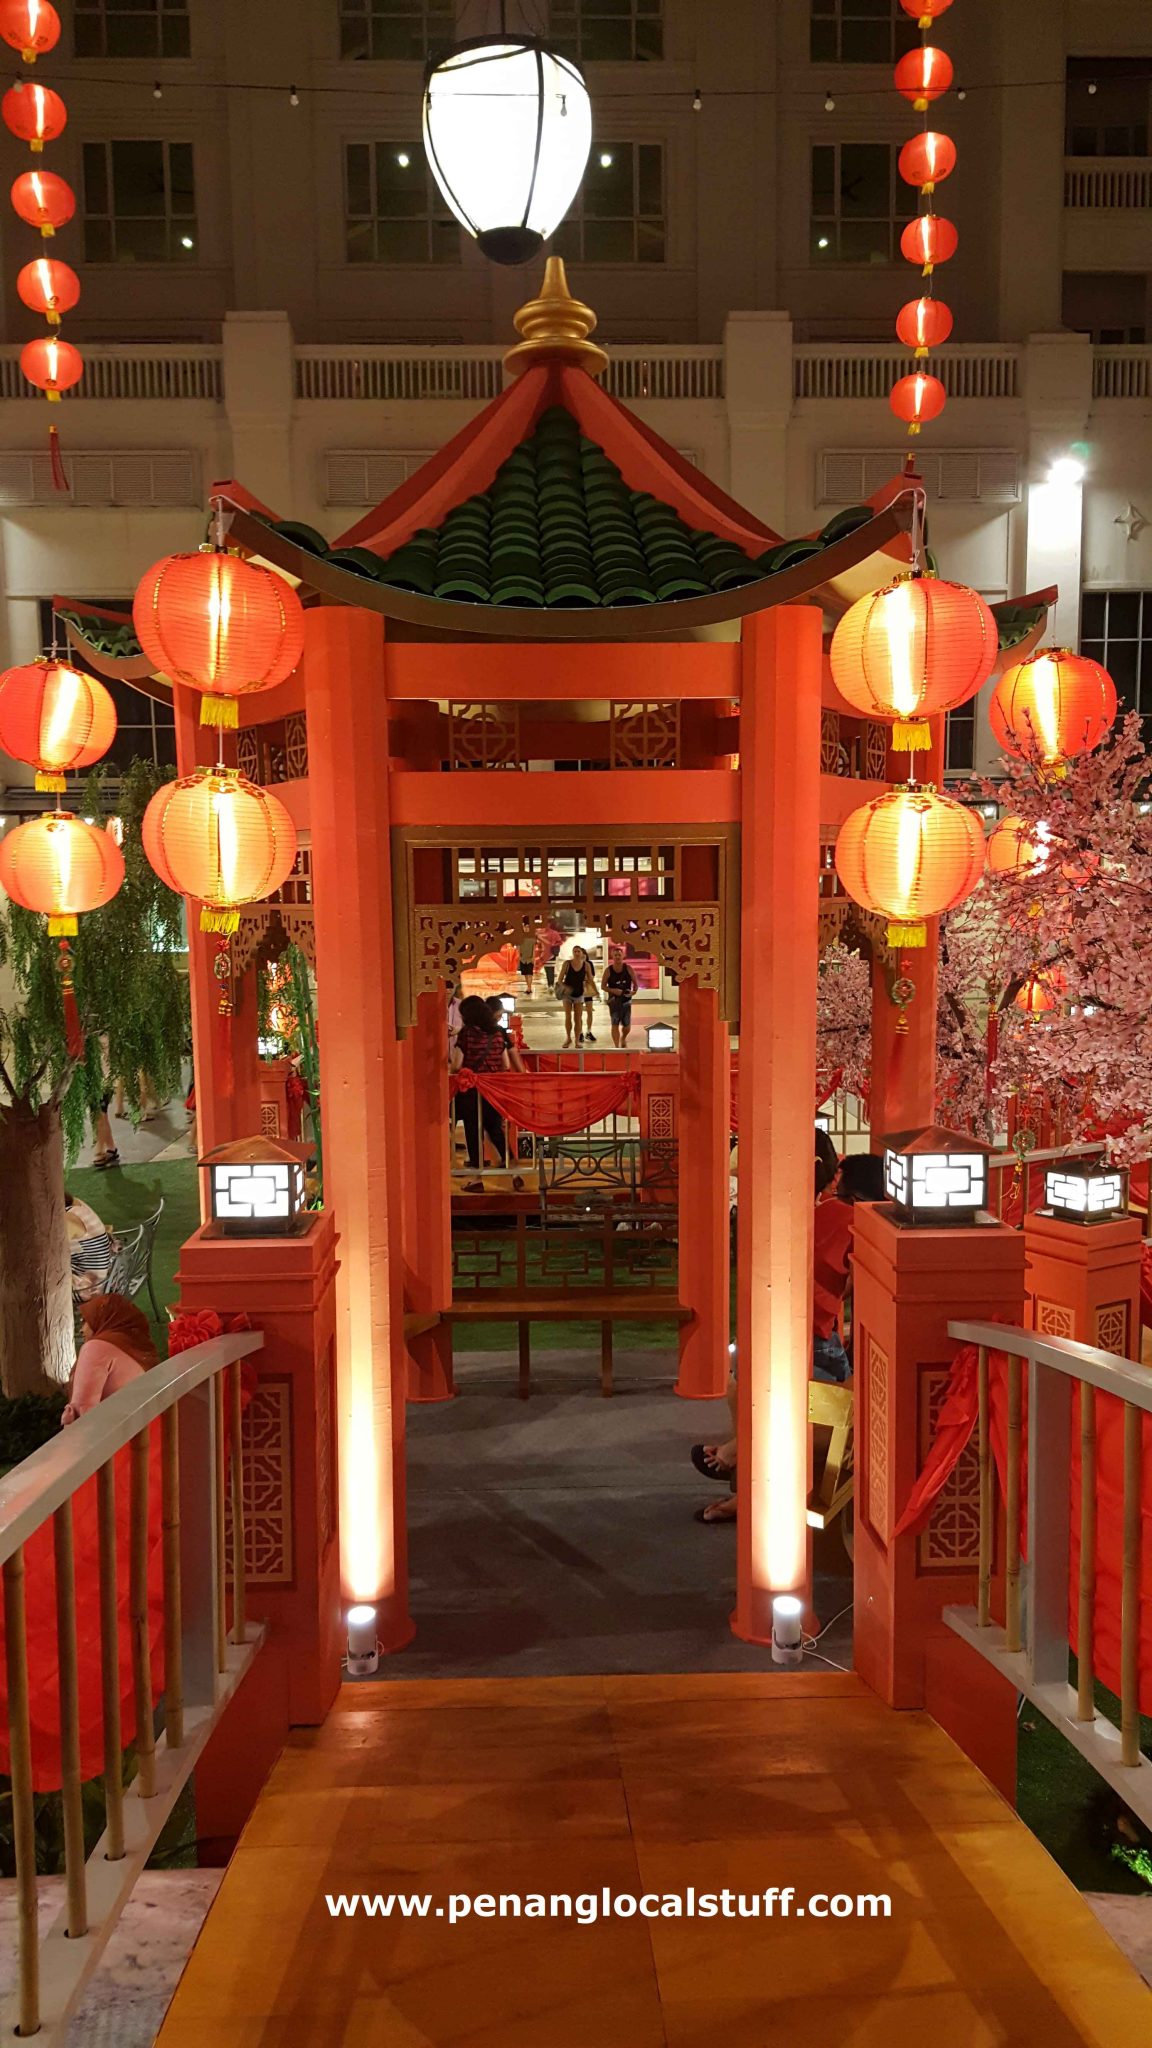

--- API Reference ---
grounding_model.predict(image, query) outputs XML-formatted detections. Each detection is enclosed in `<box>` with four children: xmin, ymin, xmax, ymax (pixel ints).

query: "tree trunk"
<box><xmin>0</xmin><ymin>1096</ymin><xmax>73</xmax><ymax>1396</ymax></box>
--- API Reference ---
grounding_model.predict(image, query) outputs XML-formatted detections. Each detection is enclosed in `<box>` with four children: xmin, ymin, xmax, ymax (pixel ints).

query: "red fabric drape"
<box><xmin>895</xmin><ymin>1344</ymin><xmax>1152</xmax><ymax>1714</ymax></box>
<box><xmin>0</xmin><ymin>1426</ymin><xmax>166</xmax><ymax>1790</ymax></box>
<box><xmin>729</xmin><ymin>1062</ymin><xmax>843</xmax><ymax>1135</ymax></box>
<box><xmin>449</xmin><ymin>1068</ymin><xmax>639</xmax><ymax>1135</ymax></box>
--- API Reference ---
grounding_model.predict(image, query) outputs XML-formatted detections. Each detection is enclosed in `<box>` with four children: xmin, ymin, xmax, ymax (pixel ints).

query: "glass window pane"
<box><xmin>1107</xmin><ymin>636</ymin><xmax>1139</xmax><ymax>705</ymax></box>
<box><xmin>585</xmin><ymin>218</ymin><xmax>634</xmax><ymax>262</ymax></box>
<box><xmin>377</xmin><ymin>220</ymin><xmax>427</xmax><ymax>262</ymax></box>
<box><xmin>840</xmin><ymin>19</ymin><xmax>888</xmax><ymax>61</ymax></box>
<box><xmin>111</xmin><ymin>140</ymin><xmax>167</xmax><ymax>216</ymax></box>
<box><xmin>84</xmin><ymin>216</ymin><xmax>113</xmax><ymax>262</ymax></box>
<box><xmin>345</xmin><ymin>144</ymin><xmax>372</xmax><ymax>215</ymax></box>
<box><xmin>83</xmin><ymin>141</ymin><xmax>109</xmax><ymax>215</ymax></box>
<box><xmin>637</xmin><ymin>143</ymin><xmax>662</xmax><ymax>212</ymax></box>
<box><xmin>839</xmin><ymin>144</ymin><xmax>890</xmax><ymax>216</ymax></box>
<box><xmin>1080</xmin><ymin>591</ymin><xmax>1107</xmax><ymax>635</ymax></box>
<box><xmin>107</xmin><ymin>14</ymin><xmax>157</xmax><ymax>58</ymax></box>
<box><xmin>1107</xmin><ymin>590</ymin><xmax>1141</xmax><ymax>637</ymax></box>
<box><xmin>168</xmin><ymin>142</ymin><xmax>195</xmax><ymax>214</ymax></box>
<box><xmin>810</xmin><ymin>19</ymin><xmax>836</xmax><ymax>60</ymax></box>
<box><xmin>811</xmin><ymin>145</ymin><xmax>835</xmax><ymax>210</ymax></box>
<box><xmin>839</xmin><ymin>217</ymin><xmax>890</xmax><ymax>262</ymax></box>
<box><xmin>118</xmin><ymin>215</ymin><xmax>170</xmax><ymax>262</ymax></box>
<box><xmin>346</xmin><ymin>219</ymin><xmax>376</xmax><ymax>261</ymax></box>
<box><xmin>162</xmin><ymin>13</ymin><xmax>191</xmax><ymax>59</ymax></box>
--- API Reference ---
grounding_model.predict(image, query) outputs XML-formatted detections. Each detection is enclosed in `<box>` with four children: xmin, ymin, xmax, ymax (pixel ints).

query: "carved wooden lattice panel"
<box><xmin>225</xmin><ymin>1377</ymin><xmax>294</xmax><ymax>1588</ymax></box>
<box><xmin>647</xmin><ymin>1092</ymin><xmax>675</xmax><ymax>1144</ymax></box>
<box><xmin>864</xmin><ymin>722</ymin><xmax>890</xmax><ymax>779</ymax></box>
<box><xmin>449</xmin><ymin>702</ymin><xmax>522</xmax><ymax>769</ymax></box>
<box><xmin>820</xmin><ymin>708</ymin><xmax>846</xmax><ymax>775</ymax></box>
<box><xmin>1035</xmin><ymin>1299</ymin><xmax>1075</xmax><ymax>1339</ymax></box>
<box><xmin>1095</xmin><ymin>1301</ymin><xmax>1129</xmax><ymax>1355</ymax></box>
<box><xmin>917</xmin><ymin>1364</ymin><xmax>981</xmax><ymax>1571</ymax></box>
<box><xmin>284</xmin><ymin>710</ymin><xmax>309</xmax><ymax>780</ymax></box>
<box><xmin>864</xmin><ymin>1334</ymin><xmax>890</xmax><ymax>1546</ymax></box>
<box><xmin>236</xmin><ymin>725</ymin><xmax>259</xmax><ymax>781</ymax></box>
<box><xmin>260</xmin><ymin>1100</ymin><xmax>282</xmax><ymax>1139</ymax></box>
<box><xmin>610</xmin><ymin>701</ymin><xmax>680</xmax><ymax>768</ymax></box>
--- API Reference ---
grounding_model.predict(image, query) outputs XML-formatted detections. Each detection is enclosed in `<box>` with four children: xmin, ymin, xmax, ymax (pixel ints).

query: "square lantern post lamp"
<box><xmin>646</xmin><ymin>1023</ymin><xmax>675</xmax><ymax>1051</ymax></box>
<box><xmin>883</xmin><ymin>1125</ymin><xmax>991</xmax><ymax>1228</ymax></box>
<box><xmin>499</xmin><ymin>993</ymin><xmax>516</xmax><ymax>1016</ymax></box>
<box><xmin>1044</xmin><ymin>1160</ymin><xmax>1129</xmax><ymax>1224</ymax></box>
<box><xmin>201</xmin><ymin>1136</ymin><xmax>311</xmax><ymax>1237</ymax></box>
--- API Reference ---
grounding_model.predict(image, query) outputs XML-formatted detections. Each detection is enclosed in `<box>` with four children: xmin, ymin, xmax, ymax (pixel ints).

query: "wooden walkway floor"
<box><xmin>159</xmin><ymin>1671</ymin><xmax>1151</xmax><ymax>2047</ymax></box>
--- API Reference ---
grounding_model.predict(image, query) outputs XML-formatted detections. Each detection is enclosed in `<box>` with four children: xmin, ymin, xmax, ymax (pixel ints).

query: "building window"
<box><xmin>38</xmin><ymin>605</ymin><xmax>176</xmax><ymax>771</ymax></box>
<box><xmin>810</xmin><ymin>142</ymin><xmax>914</xmax><ymax>264</ymax></box>
<box><xmin>344</xmin><ymin>142</ymin><xmax>459</xmax><ymax>263</ymax></box>
<box><xmin>1081</xmin><ymin>591</ymin><xmax>1152</xmax><ymax>743</ymax></box>
<box><xmin>809</xmin><ymin>0</ymin><xmax>917</xmax><ymax>65</ymax></box>
<box><xmin>945</xmin><ymin>703</ymin><xmax>976</xmax><ymax>774</ymax></box>
<box><xmin>1062</xmin><ymin>272</ymin><xmax>1147</xmax><ymax>346</ymax></box>
<box><xmin>553</xmin><ymin>142</ymin><xmax>664</xmax><ymax>263</ymax></box>
<box><xmin>1065</xmin><ymin>59</ymin><xmax>1151</xmax><ymax>157</ymax></box>
<box><xmin>551</xmin><ymin>1</ymin><xmax>663</xmax><ymax>63</ymax></box>
<box><xmin>74</xmin><ymin>0</ymin><xmax>190</xmax><ymax>59</ymax></box>
<box><xmin>82</xmin><ymin>141</ymin><xmax>197</xmax><ymax>264</ymax></box>
<box><xmin>338</xmin><ymin>0</ymin><xmax>455</xmax><ymax>62</ymax></box>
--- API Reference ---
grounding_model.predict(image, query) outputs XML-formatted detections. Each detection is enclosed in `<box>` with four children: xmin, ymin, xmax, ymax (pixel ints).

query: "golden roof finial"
<box><xmin>503</xmin><ymin>256</ymin><xmax>608</xmax><ymax>380</ymax></box>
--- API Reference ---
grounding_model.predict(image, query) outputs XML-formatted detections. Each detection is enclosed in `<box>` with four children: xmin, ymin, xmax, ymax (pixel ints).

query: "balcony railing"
<box><xmin>0</xmin><ymin>346</ymin><xmax>223</xmax><ymax>403</ymax></box>
<box><xmin>1064</xmin><ymin>156</ymin><xmax>1152</xmax><ymax>210</ymax></box>
<box><xmin>0</xmin><ymin>1327</ymin><xmax>264</xmax><ymax>2044</ymax></box>
<box><xmin>1093</xmin><ymin>347</ymin><xmax>1152</xmax><ymax>401</ymax></box>
<box><xmin>793</xmin><ymin>345</ymin><xmax>1020</xmax><ymax>402</ymax></box>
<box><xmin>295</xmin><ymin>343</ymin><xmax>725</xmax><ymax>404</ymax></box>
<box><xmin>945</xmin><ymin>1318</ymin><xmax>1152</xmax><ymax>1828</ymax></box>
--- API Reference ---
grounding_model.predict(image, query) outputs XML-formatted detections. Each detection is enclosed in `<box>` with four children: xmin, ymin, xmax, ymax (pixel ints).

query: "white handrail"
<box><xmin>0</xmin><ymin>1329</ymin><xmax>263</xmax><ymax>1565</ymax></box>
<box><xmin>947</xmin><ymin>1317</ymin><xmax>1152</xmax><ymax>1410</ymax></box>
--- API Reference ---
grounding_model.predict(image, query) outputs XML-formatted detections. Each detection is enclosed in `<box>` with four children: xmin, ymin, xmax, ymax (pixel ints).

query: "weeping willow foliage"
<box><xmin>0</xmin><ymin>759</ymin><xmax>189</xmax><ymax>1159</ymax></box>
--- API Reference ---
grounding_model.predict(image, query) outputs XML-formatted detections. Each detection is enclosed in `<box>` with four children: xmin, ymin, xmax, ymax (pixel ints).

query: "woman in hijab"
<box><xmin>62</xmin><ymin>1293</ymin><xmax>159</xmax><ymax>1425</ymax></box>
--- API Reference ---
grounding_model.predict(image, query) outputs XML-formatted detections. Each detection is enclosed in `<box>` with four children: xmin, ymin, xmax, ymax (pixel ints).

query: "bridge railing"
<box><xmin>0</xmin><ymin>1327</ymin><xmax>264</xmax><ymax>2046</ymax></box>
<box><xmin>944</xmin><ymin>1318</ymin><xmax>1152</xmax><ymax>1830</ymax></box>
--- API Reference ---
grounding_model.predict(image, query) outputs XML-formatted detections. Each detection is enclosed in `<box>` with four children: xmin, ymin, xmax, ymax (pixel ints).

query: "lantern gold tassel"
<box><xmin>47</xmin><ymin>914</ymin><xmax>77</xmax><ymax>937</ymax></box>
<box><xmin>887</xmin><ymin>920</ymin><xmax>927</xmax><ymax>949</ymax></box>
<box><xmin>200</xmin><ymin>905</ymin><xmax>240</xmax><ymax>935</ymax></box>
<box><xmin>200</xmin><ymin>694</ymin><xmax>239</xmax><ymax>730</ymax></box>
<box><xmin>34</xmin><ymin>770</ymin><xmax>66</xmax><ymax>792</ymax></box>
<box><xmin>892</xmin><ymin>719</ymin><xmax>931</xmax><ymax>753</ymax></box>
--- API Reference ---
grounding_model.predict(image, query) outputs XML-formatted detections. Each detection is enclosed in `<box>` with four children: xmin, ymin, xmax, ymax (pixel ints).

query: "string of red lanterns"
<box><xmin>892</xmin><ymin>0</ymin><xmax>957</xmax><ymax>436</ymax></box>
<box><xmin>0</xmin><ymin>3</ymin><xmax>80</xmax><ymax>488</ymax></box>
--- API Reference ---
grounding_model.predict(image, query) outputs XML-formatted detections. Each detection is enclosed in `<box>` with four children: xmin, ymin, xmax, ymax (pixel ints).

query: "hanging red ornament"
<box><xmin>830</xmin><ymin>574</ymin><xmax>997</xmax><ymax>750</ymax></box>
<box><xmin>895</xmin><ymin>295</ymin><xmax>953</xmax><ymax>356</ymax></box>
<box><xmin>900</xmin><ymin>214</ymin><xmax>958</xmax><ymax>274</ymax></box>
<box><xmin>898</xmin><ymin>130</ymin><xmax>957</xmax><ymax>193</ymax></box>
<box><xmin>898</xmin><ymin>0</ymin><xmax>953</xmax><ymax>19</ymax></box>
<box><xmin>20</xmin><ymin>333</ymin><xmax>82</xmax><ymax>398</ymax></box>
<box><xmin>2</xmin><ymin>78</ymin><xmax>66</xmax><ymax>151</ymax></box>
<box><xmin>986</xmin><ymin>815</ymin><xmax>1049</xmax><ymax>878</ymax></box>
<box><xmin>834</xmin><ymin>786</ymin><xmax>986</xmax><ymax>949</ymax></box>
<box><xmin>10</xmin><ymin>166</ymin><xmax>74</xmax><ymax>235</ymax></box>
<box><xmin>0</xmin><ymin>657</ymin><xmax>116</xmax><ymax>789</ymax></box>
<box><xmin>142</xmin><ymin>768</ymin><xmax>298</xmax><ymax>932</ymax></box>
<box><xmin>1015</xmin><ymin>969</ymin><xmax>1065</xmax><ymax>1017</ymax></box>
<box><xmin>133</xmin><ymin>548</ymin><xmax>306</xmax><ymax>728</ymax></box>
<box><xmin>0</xmin><ymin>811</ymin><xmax>124</xmax><ymax>935</ymax></box>
<box><xmin>989</xmin><ymin>649</ymin><xmax>1118</xmax><ymax>767</ymax></box>
<box><xmin>890</xmin><ymin>370</ymin><xmax>946</xmax><ymax>434</ymax></box>
<box><xmin>16</xmin><ymin>253</ymin><xmax>78</xmax><ymax>325</ymax></box>
<box><xmin>0</xmin><ymin>0</ymin><xmax>61</xmax><ymax>62</ymax></box>
<box><xmin>894</xmin><ymin>46</ymin><xmax>953</xmax><ymax>110</ymax></box>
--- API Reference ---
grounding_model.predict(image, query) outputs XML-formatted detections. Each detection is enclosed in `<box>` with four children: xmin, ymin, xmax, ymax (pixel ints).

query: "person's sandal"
<box><xmin>691</xmin><ymin>1443</ymin><xmax>735</xmax><ymax>1482</ymax></box>
<box><xmin>694</xmin><ymin>1498</ymin><xmax>737</xmax><ymax>1524</ymax></box>
<box><xmin>94</xmin><ymin>1149</ymin><xmax>120</xmax><ymax>1171</ymax></box>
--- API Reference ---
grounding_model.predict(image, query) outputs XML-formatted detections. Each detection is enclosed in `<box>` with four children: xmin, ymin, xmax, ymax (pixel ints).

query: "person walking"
<box><xmin>602</xmin><ymin>947</ymin><xmax>638</xmax><ymax>1049</ymax></box>
<box><xmin>558</xmin><ymin>945</ymin><xmax>598</xmax><ymax>1047</ymax></box>
<box><xmin>450</xmin><ymin>993</ymin><xmax>517</xmax><ymax>1185</ymax></box>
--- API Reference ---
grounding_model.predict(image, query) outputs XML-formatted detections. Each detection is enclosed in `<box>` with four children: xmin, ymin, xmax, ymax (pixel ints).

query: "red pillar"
<box><xmin>304</xmin><ymin>607</ymin><xmax>413</xmax><ymax>1649</ymax></box>
<box><xmin>174</xmin><ymin>690</ymin><xmax>238</xmax><ymax>1206</ymax></box>
<box><xmin>176</xmin><ymin>1213</ymin><xmax>342</xmax><ymax>1844</ymax></box>
<box><xmin>1024</xmin><ymin>1211</ymin><xmax>1142</xmax><ymax>1357</ymax></box>
<box><xmin>676</xmin><ymin>978</ymin><xmax>730</xmax><ymax>1398</ymax></box>
<box><xmin>734</xmin><ymin>604</ymin><xmax>822</xmax><ymax>1642</ymax></box>
<box><xmin>852</xmin><ymin>1200</ymin><xmax>1025</xmax><ymax>1708</ymax></box>
<box><xmin>401</xmin><ymin>990</ymin><xmax>454</xmax><ymax>1403</ymax></box>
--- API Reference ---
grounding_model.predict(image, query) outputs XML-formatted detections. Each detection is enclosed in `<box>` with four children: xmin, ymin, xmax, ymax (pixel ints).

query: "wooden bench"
<box><xmin>807</xmin><ymin>1379</ymin><xmax>854</xmax><ymax>1546</ymax></box>
<box><xmin>445</xmin><ymin>1290</ymin><xmax>690</xmax><ymax>1398</ymax></box>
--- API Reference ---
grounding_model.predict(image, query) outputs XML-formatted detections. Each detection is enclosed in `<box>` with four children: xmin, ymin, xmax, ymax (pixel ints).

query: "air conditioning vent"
<box><xmin>323</xmin><ymin>449</ymin><xmax>435</xmax><ymax>507</ymax></box>
<box><xmin>0</xmin><ymin>448</ymin><xmax>201</xmax><ymax>507</ymax></box>
<box><xmin>819</xmin><ymin>448</ymin><xmax>1021</xmax><ymax>506</ymax></box>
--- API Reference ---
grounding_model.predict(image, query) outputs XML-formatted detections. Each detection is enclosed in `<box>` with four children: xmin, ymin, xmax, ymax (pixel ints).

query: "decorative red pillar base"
<box><xmin>852</xmin><ymin>1202</ymin><xmax>1025</xmax><ymax>1709</ymax></box>
<box><xmin>1024</xmin><ymin>1210</ymin><xmax>1142</xmax><ymax>1358</ymax></box>
<box><xmin>177</xmin><ymin>1213</ymin><xmax>343</xmax><ymax>1842</ymax></box>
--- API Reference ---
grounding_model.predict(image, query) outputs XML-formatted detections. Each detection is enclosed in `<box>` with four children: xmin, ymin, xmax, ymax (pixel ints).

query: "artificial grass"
<box><xmin>67</xmin><ymin>1158</ymin><xmax>200</xmax><ymax>1337</ymax></box>
<box><xmin>1016</xmin><ymin>1668</ymin><xmax>1152</xmax><ymax>1896</ymax></box>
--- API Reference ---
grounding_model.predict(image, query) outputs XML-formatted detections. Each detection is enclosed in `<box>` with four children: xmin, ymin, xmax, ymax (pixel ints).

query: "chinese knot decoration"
<box><xmin>892</xmin><ymin>0</ymin><xmax>957</xmax><ymax>435</ymax></box>
<box><xmin>1</xmin><ymin>3</ymin><xmax>79</xmax><ymax>487</ymax></box>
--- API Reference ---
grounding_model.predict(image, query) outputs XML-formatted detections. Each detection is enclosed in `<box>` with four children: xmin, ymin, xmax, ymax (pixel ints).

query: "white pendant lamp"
<box><xmin>423</xmin><ymin>29</ymin><xmax>592</xmax><ymax>266</ymax></box>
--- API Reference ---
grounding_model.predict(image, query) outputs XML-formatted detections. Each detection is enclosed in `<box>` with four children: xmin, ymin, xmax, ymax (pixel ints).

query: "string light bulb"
<box><xmin>692</xmin><ymin>86</ymin><xmax>701</xmax><ymax>112</ymax></box>
<box><xmin>824</xmin><ymin>91</ymin><xmax>835</xmax><ymax>111</ymax></box>
<box><xmin>288</xmin><ymin>83</ymin><xmax>299</xmax><ymax>107</ymax></box>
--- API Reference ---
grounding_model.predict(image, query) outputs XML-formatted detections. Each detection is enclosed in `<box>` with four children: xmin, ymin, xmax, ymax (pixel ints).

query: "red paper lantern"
<box><xmin>899</xmin><ymin>0</ymin><xmax>953</xmax><ymax>19</ymax></box>
<box><xmin>894</xmin><ymin>46</ymin><xmax>953</xmax><ymax>110</ymax></box>
<box><xmin>835</xmin><ymin>786</ymin><xmax>986</xmax><ymax>949</ymax></box>
<box><xmin>898</xmin><ymin>130</ymin><xmax>957</xmax><ymax>193</ymax></box>
<box><xmin>900</xmin><ymin>214</ymin><xmax>958</xmax><ymax>274</ymax></box>
<box><xmin>0</xmin><ymin>0</ymin><xmax>60</xmax><ymax>61</ymax></box>
<box><xmin>0</xmin><ymin>658</ymin><xmax>116</xmax><ymax>789</ymax></box>
<box><xmin>133</xmin><ymin>551</ymin><xmax>305</xmax><ymax>729</ymax></box>
<box><xmin>890</xmin><ymin>370</ymin><xmax>947</xmax><ymax>434</ymax></box>
<box><xmin>831</xmin><ymin>575</ymin><xmax>998</xmax><ymax>751</ymax></box>
<box><xmin>0</xmin><ymin>811</ymin><xmax>124</xmax><ymax>935</ymax></box>
<box><xmin>986</xmin><ymin>815</ymin><xmax>1049</xmax><ymax>878</ymax></box>
<box><xmin>2</xmin><ymin>79</ymin><xmax>66</xmax><ymax>151</ymax></box>
<box><xmin>20</xmin><ymin>333</ymin><xmax>82</xmax><ymax>398</ymax></box>
<box><xmin>142</xmin><ymin>769</ymin><xmax>298</xmax><ymax>932</ymax></box>
<box><xmin>10</xmin><ymin>166</ymin><xmax>74</xmax><ymax>236</ymax></box>
<box><xmin>895</xmin><ymin>295</ymin><xmax>953</xmax><ymax>356</ymax></box>
<box><xmin>1015</xmin><ymin>969</ymin><xmax>1065</xmax><ymax>1017</ymax></box>
<box><xmin>989</xmin><ymin>649</ymin><xmax>1118</xmax><ymax>766</ymax></box>
<box><xmin>16</xmin><ymin>254</ymin><xmax>78</xmax><ymax>325</ymax></box>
